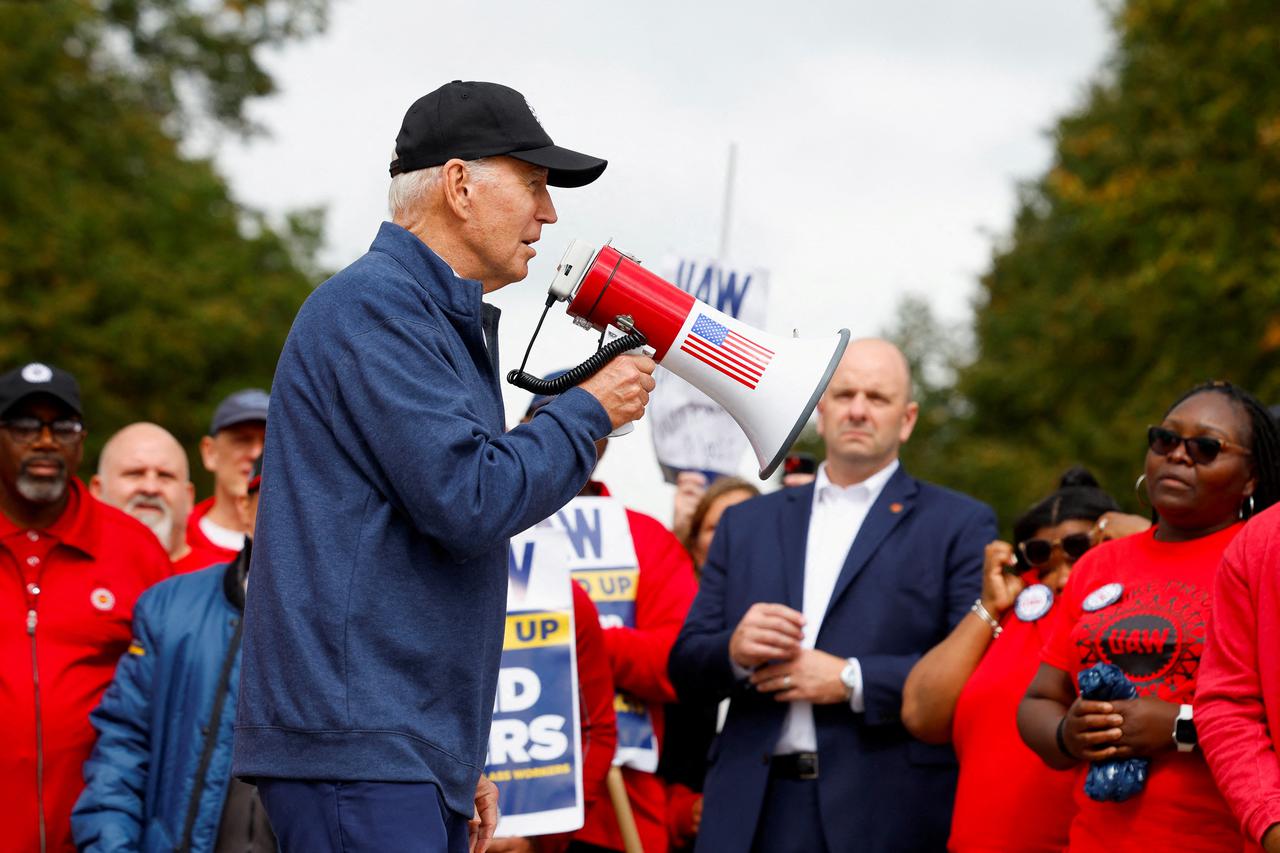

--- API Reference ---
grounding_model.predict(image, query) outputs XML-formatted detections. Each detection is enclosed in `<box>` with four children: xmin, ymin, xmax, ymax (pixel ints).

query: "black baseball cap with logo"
<box><xmin>0</xmin><ymin>362</ymin><xmax>83</xmax><ymax>418</ymax></box>
<box><xmin>389</xmin><ymin>81</ymin><xmax>607</xmax><ymax>188</ymax></box>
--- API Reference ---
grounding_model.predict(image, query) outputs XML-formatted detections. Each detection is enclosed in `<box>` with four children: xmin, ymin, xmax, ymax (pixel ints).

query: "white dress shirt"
<box><xmin>771</xmin><ymin>459</ymin><xmax>898</xmax><ymax>755</ymax></box>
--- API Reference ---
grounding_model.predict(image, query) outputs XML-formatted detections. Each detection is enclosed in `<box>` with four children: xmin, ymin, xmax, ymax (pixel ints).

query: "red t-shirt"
<box><xmin>1041</xmin><ymin>525</ymin><xmax>1245</xmax><ymax>852</ymax></box>
<box><xmin>1198</xmin><ymin>505</ymin><xmax>1280</xmax><ymax>849</ymax></box>
<box><xmin>0</xmin><ymin>479</ymin><xmax>171</xmax><ymax>852</ymax></box>
<box><xmin>184</xmin><ymin>496</ymin><xmax>241</xmax><ymax>567</ymax></box>
<box><xmin>950</xmin><ymin>583</ymin><xmax>1077</xmax><ymax>852</ymax></box>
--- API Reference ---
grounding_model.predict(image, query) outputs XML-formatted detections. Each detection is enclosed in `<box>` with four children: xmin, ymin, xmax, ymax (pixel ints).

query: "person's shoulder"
<box><xmin>1228</xmin><ymin>504</ymin><xmax>1280</xmax><ymax>572</ymax></box>
<box><xmin>624</xmin><ymin>506</ymin><xmax>680</xmax><ymax>541</ymax></box>
<box><xmin>136</xmin><ymin>561</ymin><xmax>228</xmax><ymax>620</ymax></box>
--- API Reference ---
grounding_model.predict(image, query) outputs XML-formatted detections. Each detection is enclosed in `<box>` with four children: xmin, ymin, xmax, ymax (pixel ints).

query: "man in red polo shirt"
<box><xmin>90</xmin><ymin>422</ymin><xmax>226</xmax><ymax>574</ymax></box>
<box><xmin>0</xmin><ymin>362</ymin><xmax>171</xmax><ymax>852</ymax></box>
<box><xmin>187</xmin><ymin>388</ymin><xmax>268</xmax><ymax>564</ymax></box>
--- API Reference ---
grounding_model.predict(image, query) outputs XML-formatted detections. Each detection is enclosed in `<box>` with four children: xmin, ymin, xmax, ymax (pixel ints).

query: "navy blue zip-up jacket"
<box><xmin>232</xmin><ymin>223</ymin><xmax>612</xmax><ymax>817</ymax></box>
<box><xmin>73</xmin><ymin>553</ymin><xmax>252</xmax><ymax>852</ymax></box>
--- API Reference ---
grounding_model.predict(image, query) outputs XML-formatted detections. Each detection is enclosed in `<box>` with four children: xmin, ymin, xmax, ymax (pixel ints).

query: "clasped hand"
<box><xmin>730</xmin><ymin>603</ymin><xmax>849</xmax><ymax>705</ymax></box>
<box><xmin>1059</xmin><ymin>695</ymin><xmax>1179</xmax><ymax>761</ymax></box>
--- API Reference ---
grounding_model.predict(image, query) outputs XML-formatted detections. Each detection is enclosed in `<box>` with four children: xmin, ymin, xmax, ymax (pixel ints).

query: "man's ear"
<box><xmin>898</xmin><ymin>400</ymin><xmax>920</xmax><ymax>445</ymax></box>
<box><xmin>440</xmin><ymin>159</ymin><xmax>474</xmax><ymax>220</ymax></box>
<box><xmin>199</xmin><ymin>435</ymin><xmax>216</xmax><ymax>474</ymax></box>
<box><xmin>88</xmin><ymin>474</ymin><xmax>102</xmax><ymax>498</ymax></box>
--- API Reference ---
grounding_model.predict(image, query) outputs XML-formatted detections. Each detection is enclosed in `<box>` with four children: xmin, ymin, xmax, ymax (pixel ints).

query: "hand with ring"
<box><xmin>749</xmin><ymin>649</ymin><xmax>850</xmax><ymax>705</ymax></box>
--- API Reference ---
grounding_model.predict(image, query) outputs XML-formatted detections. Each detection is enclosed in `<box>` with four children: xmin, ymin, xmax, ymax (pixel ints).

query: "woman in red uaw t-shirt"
<box><xmin>1018</xmin><ymin>381</ymin><xmax>1280</xmax><ymax>853</ymax></box>
<box><xmin>903</xmin><ymin>467</ymin><xmax>1148</xmax><ymax>852</ymax></box>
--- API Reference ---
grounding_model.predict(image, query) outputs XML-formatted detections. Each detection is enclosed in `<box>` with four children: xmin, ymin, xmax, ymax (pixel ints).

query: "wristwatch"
<box><xmin>839</xmin><ymin>658</ymin><xmax>858</xmax><ymax>701</ymax></box>
<box><xmin>1173</xmin><ymin>703</ymin><xmax>1197</xmax><ymax>752</ymax></box>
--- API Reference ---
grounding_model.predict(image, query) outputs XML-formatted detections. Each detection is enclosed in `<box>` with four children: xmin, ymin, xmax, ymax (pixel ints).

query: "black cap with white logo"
<box><xmin>389</xmin><ymin>81</ymin><xmax>607</xmax><ymax>188</ymax></box>
<box><xmin>0</xmin><ymin>362</ymin><xmax>82</xmax><ymax>418</ymax></box>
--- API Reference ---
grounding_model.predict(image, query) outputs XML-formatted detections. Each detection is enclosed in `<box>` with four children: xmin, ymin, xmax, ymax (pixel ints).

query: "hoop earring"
<box><xmin>1134</xmin><ymin>474</ymin><xmax>1149</xmax><ymax>507</ymax></box>
<box><xmin>1241</xmin><ymin>494</ymin><xmax>1256</xmax><ymax>520</ymax></box>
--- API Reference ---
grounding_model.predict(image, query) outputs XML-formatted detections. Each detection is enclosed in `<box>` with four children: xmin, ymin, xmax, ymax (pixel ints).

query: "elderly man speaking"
<box><xmin>233</xmin><ymin>81</ymin><xmax>656</xmax><ymax>853</ymax></box>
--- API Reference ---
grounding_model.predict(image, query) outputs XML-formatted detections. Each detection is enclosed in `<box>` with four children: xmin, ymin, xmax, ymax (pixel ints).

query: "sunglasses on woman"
<box><xmin>1017</xmin><ymin>533</ymin><xmax>1095</xmax><ymax>567</ymax></box>
<box><xmin>1147</xmin><ymin>425</ymin><xmax>1252</xmax><ymax>466</ymax></box>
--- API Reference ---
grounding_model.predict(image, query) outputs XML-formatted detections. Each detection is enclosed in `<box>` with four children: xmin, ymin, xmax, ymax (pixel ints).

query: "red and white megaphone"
<box><xmin>509</xmin><ymin>240</ymin><xmax>850</xmax><ymax>479</ymax></box>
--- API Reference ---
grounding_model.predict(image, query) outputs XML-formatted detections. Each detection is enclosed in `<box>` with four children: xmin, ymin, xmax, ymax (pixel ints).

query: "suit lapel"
<box><xmin>778</xmin><ymin>484</ymin><xmax>815</xmax><ymax>611</ymax></box>
<box><xmin>824</xmin><ymin>467</ymin><xmax>918</xmax><ymax>618</ymax></box>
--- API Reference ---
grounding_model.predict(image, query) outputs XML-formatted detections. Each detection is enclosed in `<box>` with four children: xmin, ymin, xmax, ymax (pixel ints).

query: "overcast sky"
<box><xmin>216</xmin><ymin>0</ymin><xmax>1114</xmax><ymax>523</ymax></box>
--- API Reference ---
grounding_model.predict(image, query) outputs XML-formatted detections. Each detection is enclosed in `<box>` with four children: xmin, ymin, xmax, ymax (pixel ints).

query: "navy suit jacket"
<box><xmin>668</xmin><ymin>465</ymin><xmax>996</xmax><ymax>852</ymax></box>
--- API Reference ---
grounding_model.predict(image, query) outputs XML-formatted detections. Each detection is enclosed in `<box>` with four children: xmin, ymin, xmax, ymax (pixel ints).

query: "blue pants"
<box><xmin>749</xmin><ymin>776</ymin><xmax>831</xmax><ymax>853</ymax></box>
<box><xmin>257</xmin><ymin>780</ymin><xmax>470</xmax><ymax>853</ymax></box>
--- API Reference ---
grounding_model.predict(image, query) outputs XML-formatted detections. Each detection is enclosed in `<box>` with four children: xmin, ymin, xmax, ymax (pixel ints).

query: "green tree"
<box><xmin>0</xmin><ymin>0</ymin><xmax>327</xmax><ymax>482</ymax></box>
<box><xmin>899</xmin><ymin>0</ymin><xmax>1280</xmax><ymax>529</ymax></box>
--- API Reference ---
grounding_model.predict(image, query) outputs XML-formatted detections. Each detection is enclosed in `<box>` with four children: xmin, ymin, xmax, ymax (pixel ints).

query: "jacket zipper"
<box><xmin>27</xmin><ymin>586</ymin><xmax>46</xmax><ymax>853</ymax></box>
<box><xmin>177</xmin><ymin>614</ymin><xmax>244</xmax><ymax>853</ymax></box>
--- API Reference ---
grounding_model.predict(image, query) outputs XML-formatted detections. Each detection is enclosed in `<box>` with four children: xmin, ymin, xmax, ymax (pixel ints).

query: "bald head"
<box><xmin>815</xmin><ymin>338</ymin><xmax>919</xmax><ymax>486</ymax></box>
<box><xmin>91</xmin><ymin>422</ymin><xmax>194</xmax><ymax>558</ymax></box>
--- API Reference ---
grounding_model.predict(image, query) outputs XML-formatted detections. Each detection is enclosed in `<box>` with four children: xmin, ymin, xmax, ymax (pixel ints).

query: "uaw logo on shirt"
<box><xmin>545</xmin><ymin>495</ymin><xmax>659</xmax><ymax>772</ymax></box>
<box><xmin>1072</xmin><ymin>579</ymin><xmax>1208</xmax><ymax>701</ymax></box>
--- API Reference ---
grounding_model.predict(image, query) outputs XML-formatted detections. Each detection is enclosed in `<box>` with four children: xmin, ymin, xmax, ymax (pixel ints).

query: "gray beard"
<box><xmin>17</xmin><ymin>471</ymin><xmax>68</xmax><ymax>504</ymax></box>
<box><xmin>125</xmin><ymin>494</ymin><xmax>174</xmax><ymax>549</ymax></box>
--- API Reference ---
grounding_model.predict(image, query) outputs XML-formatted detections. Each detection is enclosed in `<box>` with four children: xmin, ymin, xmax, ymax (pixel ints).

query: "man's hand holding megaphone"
<box><xmin>579</xmin><ymin>354</ymin><xmax>658</xmax><ymax>431</ymax></box>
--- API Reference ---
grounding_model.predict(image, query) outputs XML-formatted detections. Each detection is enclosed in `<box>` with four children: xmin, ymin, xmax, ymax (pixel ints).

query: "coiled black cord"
<box><xmin>507</xmin><ymin>329</ymin><xmax>648</xmax><ymax>394</ymax></box>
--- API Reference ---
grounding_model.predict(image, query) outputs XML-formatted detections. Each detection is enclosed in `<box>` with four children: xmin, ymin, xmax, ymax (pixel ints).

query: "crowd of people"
<box><xmin>8</xmin><ymin>349</ymin><xmax>1280</xmax><ymax>853</ymax></box>
<box><xmin>7</xmin><ymin>77</ymin><xmax>1280</xmax><ymax>853</ymax></box>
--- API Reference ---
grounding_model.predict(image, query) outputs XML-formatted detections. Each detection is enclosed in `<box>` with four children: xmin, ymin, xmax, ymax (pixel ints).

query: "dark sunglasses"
<box><xmin>1</xmin><ymin>416</ymin><xmax>85</xmax><ymax>446</ymax></box>
<box><xmin>1147</xmin><ymin>425</ymin><xmax>1252</xmax><ymax>466</ymax></box>
<box><xmin>1018</xmin><ymin>533</ymin><xmax>1095</xmax><ymax>567</ymax></box>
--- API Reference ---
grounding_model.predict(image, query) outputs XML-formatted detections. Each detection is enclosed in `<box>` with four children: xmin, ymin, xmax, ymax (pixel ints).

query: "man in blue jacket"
<box><xmin>73</xmin><ymin>458</ymin><xmax>272</xmax><ymax>852</ymax></box>
<box><xmin>233</xmin><ymin>81</ymin><xmax>656</xmax><ymax>853</ymax></box>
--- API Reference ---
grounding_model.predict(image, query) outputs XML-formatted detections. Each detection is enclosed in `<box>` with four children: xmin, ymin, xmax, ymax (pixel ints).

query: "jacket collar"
<box><xmin>222</xmin><ymin>539</ymin><xmax>250</xmax><ymax>612</ymax></box>
<box><xmin>370</xmin><ymin>221</ymin><xmax>487</xmax><ymax>322</ymax></box>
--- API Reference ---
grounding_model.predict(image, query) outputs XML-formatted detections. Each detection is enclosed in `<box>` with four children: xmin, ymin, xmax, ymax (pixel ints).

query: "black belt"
<box><xmin>770</xmin><ymin>752</ymin><xmax>819</xmax><ymax>780</ymax></box>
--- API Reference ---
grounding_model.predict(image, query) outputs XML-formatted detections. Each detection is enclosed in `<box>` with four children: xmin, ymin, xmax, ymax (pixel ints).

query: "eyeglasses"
<box><xmin>1</xmin><ymin>417</ymin><xmax>85</xmax><ymax>445</ymax></box>
<box><xmin>1147</xmin><ymin>425</ymin><xmax>1251</xmax><ymax>466</ymax></box>
<box><xmin>1018</xmin><ymin>533</ymin><xmax>1095</xmax><ymax>567</ymax></box>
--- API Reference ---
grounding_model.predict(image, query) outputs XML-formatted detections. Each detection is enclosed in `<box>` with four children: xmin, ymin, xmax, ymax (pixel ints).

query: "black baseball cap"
<box><xmin>209</xmin><ymin>388</ymin><xmax>269</xmax><ymax>436</ymax></box>
<box><xmin>0</xmin><ymin>362</ymin><xmax>82</xmax><ymax>418</ymax></box>
<box><xmin>390</xmin><ymin>81</ymin><xmax>607</xmax><ymax>188</ymax></box>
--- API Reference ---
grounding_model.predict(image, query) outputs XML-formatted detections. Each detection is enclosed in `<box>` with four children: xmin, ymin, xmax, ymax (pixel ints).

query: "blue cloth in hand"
<box><xmin>1077</xmin><ymin>663</ymin><xmax>1149</xmax><ymax>802</ymax></box>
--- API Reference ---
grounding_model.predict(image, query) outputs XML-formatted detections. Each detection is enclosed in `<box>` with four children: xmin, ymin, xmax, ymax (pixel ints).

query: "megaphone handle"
<box><xmin>507</xmin><ymin>329</ymin><xmax>648</xmax><ymax>394</ymax></box>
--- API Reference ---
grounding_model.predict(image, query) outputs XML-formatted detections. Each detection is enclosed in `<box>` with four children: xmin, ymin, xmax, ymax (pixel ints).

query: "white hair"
<box><xmin>387</xmin><ymin>156</ymin><xmax>503</xmax><ymax>218</ymax></box>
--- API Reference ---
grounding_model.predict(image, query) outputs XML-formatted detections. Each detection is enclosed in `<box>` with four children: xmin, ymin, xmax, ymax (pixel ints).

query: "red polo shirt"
<box><xmin>0</xmin><ymin>478</ymin><xmax>171</xmax><ymax>852</ymax></box>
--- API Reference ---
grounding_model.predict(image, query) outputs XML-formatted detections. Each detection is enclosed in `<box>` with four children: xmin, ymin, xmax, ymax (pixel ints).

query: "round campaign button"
<box><xmin>1082</xmin><ymin>582</ymin><xmax>1124</xmax><ymax>612</ymax></box>
<box><xmin>1015</xmin><ymin>584</ymin><xmax>1054</xmax><ymax>622</ymax></box>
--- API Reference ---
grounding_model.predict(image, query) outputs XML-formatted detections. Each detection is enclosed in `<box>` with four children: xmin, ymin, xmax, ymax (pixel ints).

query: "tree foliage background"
<box><xmin>0</xmin><ymin>0</ymin><xmax>327</xmax><ymax>486</ymax></box>
<box><xmin>882</xmin><ymin>0</ymin><xmax>1280</xmax><ymax>530</ymax></box>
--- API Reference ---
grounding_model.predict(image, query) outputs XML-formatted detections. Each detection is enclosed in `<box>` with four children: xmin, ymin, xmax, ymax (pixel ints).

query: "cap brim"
<box><xmin>3</xmin><ymin>389</ymin><xmax>82</xmax><ymax>418</ymax></box>
<box><xmin>509</xmin><ymin>145</ymin><xmax>607</xmax><ymax>188</ymax></box>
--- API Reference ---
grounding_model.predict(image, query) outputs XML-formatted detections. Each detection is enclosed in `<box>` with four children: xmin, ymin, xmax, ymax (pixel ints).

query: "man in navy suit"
<box><xmin>668</xmin><ymin>338</ymin><xmax>997</xmax><ymax>853</ymax></box>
